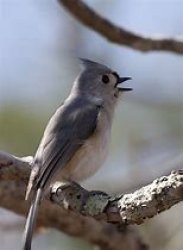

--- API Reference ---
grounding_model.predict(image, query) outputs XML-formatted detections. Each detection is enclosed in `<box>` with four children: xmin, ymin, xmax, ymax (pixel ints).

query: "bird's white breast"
<box><xmin>60</xmin><ymin>110</ymin><xmax>112</xmax><ymax>182</ymax></box>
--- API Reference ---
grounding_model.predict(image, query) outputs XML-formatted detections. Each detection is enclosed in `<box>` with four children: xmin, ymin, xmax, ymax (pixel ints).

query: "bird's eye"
<box><xmin>102</xmin><ymin>74</ymin><xmax>109</xmax><ymax>84</ymax></box>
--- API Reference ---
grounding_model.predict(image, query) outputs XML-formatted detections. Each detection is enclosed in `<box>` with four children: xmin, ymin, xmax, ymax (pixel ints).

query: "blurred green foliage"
<box><xmin>0</xmin><ymin>104</ymin><xmax>47</xmax><ymax>156</ymax></box>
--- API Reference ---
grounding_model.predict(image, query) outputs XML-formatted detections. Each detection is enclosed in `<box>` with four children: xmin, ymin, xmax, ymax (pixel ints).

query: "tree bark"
<box><xmin>0</xmin><ymin>151</ymin><xmax>147</xmax><ymax>250</ymax></box>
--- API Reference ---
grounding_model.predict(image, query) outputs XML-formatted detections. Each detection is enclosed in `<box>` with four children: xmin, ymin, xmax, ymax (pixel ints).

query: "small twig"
<box><xmin>58</xmin><ymin>0</ymin><xmax>183</xmax><ymax>54</ymax></box>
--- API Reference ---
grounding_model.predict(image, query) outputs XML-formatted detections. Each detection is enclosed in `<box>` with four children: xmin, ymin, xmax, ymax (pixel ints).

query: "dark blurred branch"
<box><xmin>0</xmin><ymin>151</ymin><xmax>147</xmax><ymax>250</ymax></box>
<box><xmin>58</xmin><ymin>0</ymin><xmax>183</xmax><ymax>55</ymax></box>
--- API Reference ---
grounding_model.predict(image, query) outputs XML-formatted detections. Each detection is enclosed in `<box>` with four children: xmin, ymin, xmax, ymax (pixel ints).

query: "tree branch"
<box><xmin>1</xmin><ymin>150</ymin><xmax>182</xmax><ymax>226</ymax></box>
<box><xmin>0</xmin><ymin>152</ymin><xmax>183</xmax><ymax>248</ymax></box>
<box><xmin>0</xmin><ymin>151</ymin><xmax>147</xmax><ymax>250</ymax></box>
<box><xmin>51</xmin><ymin>169</ymin><xmax>183</xmax><ymax>225</ymax></box>
<box><xmin>58</xmin><ymin>0</ymin><xmax>183</xmax><ymax>55</ymax></box>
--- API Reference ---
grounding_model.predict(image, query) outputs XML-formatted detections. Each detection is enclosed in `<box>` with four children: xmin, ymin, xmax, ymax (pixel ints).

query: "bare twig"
<box><xmin>58</xmin><ymin>0</ymin><xmax>183</xmax><ymax>54</ymax></box>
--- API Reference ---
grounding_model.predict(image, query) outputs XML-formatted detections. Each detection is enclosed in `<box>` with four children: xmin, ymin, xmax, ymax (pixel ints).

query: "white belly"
<box><xmin>60</xmin><ymin>111</ymin><xmax>111</xmax><ymax>182</ymax></box>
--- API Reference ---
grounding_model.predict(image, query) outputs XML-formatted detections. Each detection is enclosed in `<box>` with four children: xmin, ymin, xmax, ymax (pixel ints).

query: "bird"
<box><xmin>22</xmin><ymin>58</ymin><xmax>132</xmax><ymax>250</ymax></box>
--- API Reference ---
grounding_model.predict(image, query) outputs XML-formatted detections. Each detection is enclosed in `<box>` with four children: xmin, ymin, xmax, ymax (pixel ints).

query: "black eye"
<box><xmin>102</xmin><ymin>75</ymin><xmax>109</xmax><ymax>84</ymax></box>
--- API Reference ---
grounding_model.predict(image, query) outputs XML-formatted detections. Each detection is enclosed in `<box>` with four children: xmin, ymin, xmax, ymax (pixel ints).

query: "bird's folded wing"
<box><xmin>33</xmin><ymin>99</ymin><xmax>101</xmax><ymax>189</ymax></box>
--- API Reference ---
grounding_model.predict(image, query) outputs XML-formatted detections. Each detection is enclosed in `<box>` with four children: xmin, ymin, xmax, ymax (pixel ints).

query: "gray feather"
<box><xmin>33</xmin><ymin>96</ymin><xmax>101</xmax><ymax>189</ymax></box>
<box><xmin>79</xmin><ymin>58</ymin><xmax>110</xmax><ymax>71</ymax></box>
<box><xmin>22</xmin><ymin>188</ymin><xmax>42</xmax><ymax>250</ymax></box>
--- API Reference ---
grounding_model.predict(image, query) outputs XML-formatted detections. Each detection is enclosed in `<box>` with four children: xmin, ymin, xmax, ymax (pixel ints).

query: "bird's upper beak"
<box><xmin>116</xmin><ymin>77</ymin><xmax>132</xmax><ymax>92</ymax></box>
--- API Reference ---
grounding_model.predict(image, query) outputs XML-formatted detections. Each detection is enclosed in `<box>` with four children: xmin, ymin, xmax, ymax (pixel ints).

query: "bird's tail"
<box><xmin>22</xmin><ymin>188</ymin><xmax>43</xmax><ymax>250</ymax></box>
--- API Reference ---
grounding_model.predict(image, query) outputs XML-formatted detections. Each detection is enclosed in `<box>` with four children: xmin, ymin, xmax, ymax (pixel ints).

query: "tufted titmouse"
<box><xmin>22</xmin><ymin>58</ymin><xmax>132</xmax><ymax>250</ymax></box>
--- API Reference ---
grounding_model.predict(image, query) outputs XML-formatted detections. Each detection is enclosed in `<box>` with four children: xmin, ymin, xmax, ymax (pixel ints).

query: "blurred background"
<box><xmin>0</xmin><ymin>0</ymin><xmax>183</xmax><ymax>249</ymax></box>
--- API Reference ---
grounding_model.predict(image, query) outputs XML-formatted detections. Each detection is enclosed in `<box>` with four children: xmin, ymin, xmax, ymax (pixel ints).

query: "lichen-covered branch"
<box><xmin>58</xmin><ymin>0</ymin><xmax>183</xmax><ymax>55</ymax></box>
<box><xmin>0</xmin><ymin>151</ymin><xmax>147</xmax><ymax>250</ymax></box>
<box><xmin>0</xmin><ymin>152</ymin><xmax>182</xmax><ymax>250</ymax></box>
<box><xmin>50</xmin><ymin>169</ymin><xmax>183</xmax><ymax>224</ymax></box>
<box><xmin>1</xmin><ymin>152</ymin><xmax>183</xmax><ymax>249</ymax></box>
<box><xmin>1</xmin><ymin>151</ymin><xmax>182</xmax><ymax>226</ymax></box>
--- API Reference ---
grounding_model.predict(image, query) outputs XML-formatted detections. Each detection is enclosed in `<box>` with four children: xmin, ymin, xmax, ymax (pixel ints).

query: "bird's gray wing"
<box><xmin>33</xmin><ymin>98</ymin><xmax>101</xmax><ymax>189</ymax></box>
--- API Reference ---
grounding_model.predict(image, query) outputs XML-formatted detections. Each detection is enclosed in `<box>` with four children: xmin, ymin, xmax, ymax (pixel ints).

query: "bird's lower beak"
<box><xmin>117</xmin><ymin>77</ymin><xmax>132</xmax><ymax>92</ymax></box>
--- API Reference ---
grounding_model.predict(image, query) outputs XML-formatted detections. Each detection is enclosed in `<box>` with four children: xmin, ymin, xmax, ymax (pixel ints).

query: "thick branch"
<box><xmin>50</xmin><ymin>169</ymin><xmax>183</xmax><ymax>224</ymax></box>
<box><xmin>0</xmin><ymin>151</ymin><xmax>147</xmax><ymax>250</ymax></box>
<box><xmin>1</xmin><ymin>151</ymin><xmax>182</xmax><ymax>225</ymax></box>
<box><xmin>58</xmin><ymin>0</ymin><xmax>183</xmax><ymax>54</ymax></box>
<box><xmin>0</xmin><ymin>151</ymin><xmax>183</xmax><ymax>249</ymax></box>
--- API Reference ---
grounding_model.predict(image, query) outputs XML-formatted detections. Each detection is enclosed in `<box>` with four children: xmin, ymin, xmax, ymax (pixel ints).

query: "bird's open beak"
<box><xmin>117</xmin><ymin>77</ymin><xmax>132</xmax><ymax>92</ymax></box>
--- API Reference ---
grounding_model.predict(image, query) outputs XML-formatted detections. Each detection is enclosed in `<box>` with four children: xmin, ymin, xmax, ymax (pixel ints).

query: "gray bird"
<box><xmin>22</xmin><ymin>58</ymin><xmax>132</xmax><ymax>250</ymax></box>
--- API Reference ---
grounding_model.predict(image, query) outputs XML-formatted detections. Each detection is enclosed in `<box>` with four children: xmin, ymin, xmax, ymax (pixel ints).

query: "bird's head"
<box><xmin>73</xmin><ymin>58</ymin><xmax>132</xmax><ymax>106</ymax></box>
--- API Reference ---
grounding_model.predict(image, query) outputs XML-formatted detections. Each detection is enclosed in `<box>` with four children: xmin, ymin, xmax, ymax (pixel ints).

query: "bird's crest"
<box><xmin>79</xmin><ymin>58</ymin><xmax>110</xmax><ymax>72</ymax></box>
